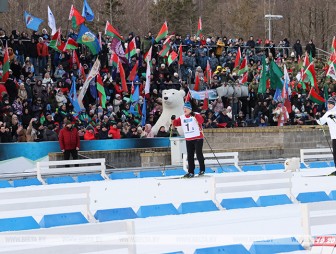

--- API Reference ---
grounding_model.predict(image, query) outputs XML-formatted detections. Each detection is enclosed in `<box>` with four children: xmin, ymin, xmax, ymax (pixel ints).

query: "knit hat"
<box><xmin>184</xmin><ymin>102</ymin><xmax>192</xmax><ymax>110</ymax></box>
<box><xmin>328</xmin><ymin>97</ymin><xmax>336</xmax><ymax>105</ymax></box>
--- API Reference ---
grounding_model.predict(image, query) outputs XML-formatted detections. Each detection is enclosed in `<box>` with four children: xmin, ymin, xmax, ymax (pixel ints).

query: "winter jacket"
<box><xmin>108</xmin><ymin>126</ymin><xmax>121</xmax><ymax>139</ymax></box>
<box><xmin>59</xmin><ymin>126</ymin><xmax>80</xmax><ymax>150</ymax></box>
<box><xmin>37</xmin><ymin>42</ymin><xmax>49</xmax><ymax>57</ymax></box>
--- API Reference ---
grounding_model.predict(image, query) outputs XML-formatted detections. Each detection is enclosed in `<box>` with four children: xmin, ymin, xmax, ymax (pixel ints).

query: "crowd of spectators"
<box><xmin>0</xmin><ymin>28</ymin><xmax>334</xmax><ymax>143</ymax></box>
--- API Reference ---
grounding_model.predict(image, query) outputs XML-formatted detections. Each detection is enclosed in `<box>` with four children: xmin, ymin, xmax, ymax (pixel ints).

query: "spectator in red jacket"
<box><xmin>58</xmin><ymin>120</ymin><xmax>80</xmax><ymax>160</ymax></box>
<box><xmin>36</xmin><ymin>37</ymin><xmax>49</xmax><ymax>75</ymax></box>
<box><xmin>108</xmin><ymin>123</ymin><xmax>121</xmax><ymax>139</ymax></box>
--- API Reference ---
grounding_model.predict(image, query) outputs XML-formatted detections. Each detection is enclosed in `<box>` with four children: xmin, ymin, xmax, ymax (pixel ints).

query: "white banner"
<box><xmin>77</xmin><ymin>58</ymin><xmax>101</xmax><ymax>109</ymax></box>
<box><xmin>327</xmin><ymin>63</ymin><xmax>336</xmax><ymax>81</ymax></box>
<box><xmin>189</xmin><ymin>89</ymin><xmax>218</xmax><ymax>100</ymax></box>
<box><xmin>47</xmin><ymin>6</ymin><xmax>56</xmax><ymax>35</ymax></box>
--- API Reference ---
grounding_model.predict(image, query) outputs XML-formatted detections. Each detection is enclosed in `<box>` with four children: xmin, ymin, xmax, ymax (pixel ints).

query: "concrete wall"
<box><xmin>48</xmin><ymin>126</ymin><xmax>330</xmax><ymax>168</ymax></box>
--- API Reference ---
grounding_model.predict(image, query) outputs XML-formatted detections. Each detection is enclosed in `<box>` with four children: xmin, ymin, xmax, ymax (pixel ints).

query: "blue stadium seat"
<box><xmin>177</xmin><ymin>200</ymin><xmax>219</xmax><ymax>214</ymax></box>
<box><xmin>264</xmin><ymin>163</ymin><xmax>285</xmax><ymax>170</ymax></box>
<box><xmin>0</xmin><ymin>216</ymin><xmax>40</xmax><ymax>232</ymax></box>
<box><xmin>308</xmin><ymin>161</ymin><xmax>330</xmax><ymax>168</ymax></box>
<box><xmin>13</xmin><ymin>178</ymin><xmax>42</xmax><ymax>187</ymax></box>
<box><xmin>137</xmin><ymin>203</ymin><xmax>179</xmax><ymax>218</ymax></box>
<box><xmin>165</xmin><ymin>169</ymin><xmax>186</xmax><ymax>176</ymax></box>
<box><xmin>328</xmin><ymin>190</ymin><xmax>336</xmax><ymax>200</ymax></box>
<box><xmin>256</xmin><ymin>194</ymin><xmax>293</xmax><ymax>207</ymax></box>
<box><xmin>0</xmin><ymin>180</ymin><xmax>12</xmax><ymax>188</ymax></box>
<box><xmin>77</xmin><ymin>174</ymin><xmax>104</xmax><ymax>182</ymax></box>
<box><xmin>219</xmin><ymin>165</ymin><xmax>240</xmax><ymax>173</ymax></box>
<box><xmin>330</xmin><ymin>161</ymin><xmax>335</xmax><ymax>167</ymax></box>
<box><xmin>220</xmin><ymin>197</ymin><xmax>258</xmax><ymax>209</ymax></box>
<box><xmin>194</xmin><ymin>244</ymin><xmax>250</xmax><ymax>254</ymax></box>
<box><xmin>249</xmin><ymin>237</ymin><xmax>304</xmax><ymax>254</ymax></box>
<box><xmin>109</xmin><ymin>172</ymin><xmax>137</xmax><ymax>180</ymax></box>
<box><xmin>296</xmin><ymin>191</ymin><xmax>331</xmax><ymax>203</ymax></box>
<box><xmin>39</xmin><ymin>212</ymin><xmax>88</xmax><ymax>228</ymax></box>
<box><xmin>241</xmin><ymin>165</ymin><xmax>264</xmax><ymax>172</ymax></box>
<box><xmin>46</xmin><ymin>176</ymin><xmax>76</xmax><ymax>185</ymax></box>
<box><xmin>138</xmin><ymin>170</ymin><xmax>163</xmax><ymax>178</ymax></box>
<box><xmin>94</xmin><ymin>207</ymin><xmax>138</xmax><ymax>222</ymax></box>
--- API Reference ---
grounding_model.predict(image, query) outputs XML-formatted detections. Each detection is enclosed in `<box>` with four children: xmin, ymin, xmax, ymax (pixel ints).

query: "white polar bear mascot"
<box><xmin>151</xmin><ymin>89</ymin><xmax>185</xmax><ymax>136</ymax></box>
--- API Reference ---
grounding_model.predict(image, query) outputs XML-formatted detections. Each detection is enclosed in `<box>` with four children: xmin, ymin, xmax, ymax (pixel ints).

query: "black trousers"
<box><xmin>186</xmin><ymin>139</ymin><xmax>205</xmax><ymax>174</ymax></box>
<box><xmin>63</xmin><ymin>149</ymin><xmax>78</xmax><ymax>160</ymax></box>
<box><xmin>333</xmin><ymin>139</ymin><xmax>336</xmax><ymax>167</ymax></box>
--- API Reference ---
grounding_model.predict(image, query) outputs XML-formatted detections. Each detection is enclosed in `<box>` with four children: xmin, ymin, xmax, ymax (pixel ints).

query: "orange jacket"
<box><xmin>37</xmin><ymin>42</ymin><xmax>49</xmax><ymax>57</ymax></box>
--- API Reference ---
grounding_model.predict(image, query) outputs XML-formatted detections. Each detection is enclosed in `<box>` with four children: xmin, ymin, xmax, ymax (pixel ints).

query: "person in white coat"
<box><xmin>316</xmin><ymin>97</ymin><xmax>336</xmax><ymax>175</ymax></box>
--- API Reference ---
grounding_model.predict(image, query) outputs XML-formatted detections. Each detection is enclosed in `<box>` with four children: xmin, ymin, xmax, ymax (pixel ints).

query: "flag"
<box><xmin>98</xmin><ymin>32</ymin><xmax>102</xmax><ymax>49</ymax></box>
<box><xmin>240</xmin><ymin>72</ymin><xmax>248</xmax><ymax>84</ymax></box>
<box><xmin>110</xmin><ymin>38</ymin><xmax>128</xmax><ymax>64</ymax></box>
<box><xmin>202</xmin><ymin>89</ymin><xmax>209</xmax><ymax>111</ymax></box>
<box><xmin>48</xmin><ymin>28</ymin><xmax>61</xmax><ymax>50</ymax></box>
<box><xmin>77</xmin><ymin>24</ymin><xmax>101</xmax><ymax>55</ymax></box>
<box><xmin>269</xmin><ymin>60</ymin><xmax>283</xmax><ymax>90</ymax></box>
<box><xmin>82</xmin><ymin>0</ymin><xmax>94</xmax><ymax>22</ymax></box>
<box><xmin>167</xmin><ymin>51</ymin><xmax>178</xmax><ymax>66</ymax></box>
<box><xmin>301</xmin><ymin>52</ymin><xmax>310</xmax><ymax>81</ymax></box>
<box><xmin>194</xmin><ymin>74</ymin><xmax>200</xmax><ymax>91</ymax></box>
<box><xmin>155</xmin><ymin>21</ymin><xmax>168</xmax><ymax>43</ymax></box>
<box><xmin>65</xmin><ymin>37</ymin><xmax>79</xmax><ymax>50</ymax></box>
<box><xmin>96</xmin><ymin>73</ymin><xmax>106</xmax><ymax>108</ymax></box>
<box><xmin>77</xmin><ymin>58</ymin><xmax>100</xmax><ymax>109</ymax></box>
<box><xmin>24</xmin><ymin>11</ymin><xmax>43</xmax><ymax>31</ymax></box>
<box><xmin>185</xmin><ymin>91</ymin><xmax>191</xmax><ymax>102</ymax></box>
<box><xmin>205</xmin><ymin>60</ymin><xmax>212</xmax><ymax>84</ymax></box>
<box><xmin>130</xmin><ymin>83</ymin><xmax>139</xmax><ymax>103</ymax></box>
<box><xmin>69</xmin><ymin>5</ymin><xmax>85</xmax><ymax>29</ymax></box>
<box><xmin>327</xmin><ymin>62</ymin><xmax>336</xmax><ymax>81</ymax></box>
<box><xmin>238</xmin><ymin>57</ymin><xmax>248</xmax><ymax>76</ymax></box>
<box><xmin>197</xmin><ymin>17</ymin><xmax>202</xmax><ymax>37</ymax></box>
<box><xmin>118</xmin><ymin>60</ymin><xmax>128</xmax><ymax>93</ymax></box>
<box><xmin>105</xmin><ymin>21</ymin><xmax>124</xmax><ymax>42</ymax></box>
<box><xmin>234</xmin><ymin>47</ymin><xmax>241</xmax><ymax>69</ymax></box>
<box><xmin>258</xmin><ymin>56</ymin><xmax>267</xmax><ymax>94</ymax></box>
<box><xmin>332</xmin><ymin>36</ymin><xmax>336</xmax><ymax>52</ymax></box>
<box><xmin>158</xmin><ymin>43</ymin><xmax>170</xmax><ymax>57</ymax></box>
<box><xmin>178</xmin><ymin>44</ymin><xmax>183</xmax><ymax>65</ymax></box>
<box><xmin>69</xmin><ymin>79</ymin><xmax>81</xmax><ymax>114</ymax></box>
<box><xmin>282</xmin><ymin>64</ymin><xmax>292</xmax><ymax>113</ymax></box>
<box><xmin>308</xmin><ymin>87</ymin><xmax>325</xmax><ymax>105</ymax></box>
<box><xmin>145</xmin><ymin>59</ymin><xmax>151</xmax><ymax>94</ymax></box>
<box><xmin>304</xmin><ymin>62</ymin><xmax>319</xmax><ymax>92</ymax></box>
<box><xmin>110</xmin><ymin>51</ymin><xmax>119</xmax><ymax>67</ymax></box>
<box><xmin>2</xmin><ymin>42</ymin><xmax>9</xmax><ymax>82</ymax></box>
<box><xmin>141</xmin><ymin>96</ymin><xmax>147</xmax><ymax>127</ymax></box>
<box><xmin>47</xmin><ymin>6</ymin><xmax>56</xmax><ymax>35</ymax></box>
<box><xmin>125</xmin><ymin>37</ymin><xmax>136</xmax><ymax>59</ymax></box>
<box><xmin>144</xmin><ymin>46</ymin><xmax>152</xmax><ymax>63</ymax></box>
<box><xmin>128</xmin><ymin>60</ymin><xmax>138</xmax><ymax>82</ymax></box>
<box><xmin>72</xmin><ymin>50</ymin><xmax>80</xmax><ymax>65</ymax></box>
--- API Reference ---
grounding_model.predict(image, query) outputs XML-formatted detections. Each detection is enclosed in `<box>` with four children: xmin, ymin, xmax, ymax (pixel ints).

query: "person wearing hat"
<box><xmin>316</xmin><ymin>97</ymin><xmax>336</xmax><ymax>175</ymax></box>
<box><xmin>172</xmin><ymin>101</ymin><xmax>205</xmax><ymax>178</ymax></box>
<box><xmin>58</xmin><ymin>120</ymin><xmax>80</xmax><ymax>161</ymax></box>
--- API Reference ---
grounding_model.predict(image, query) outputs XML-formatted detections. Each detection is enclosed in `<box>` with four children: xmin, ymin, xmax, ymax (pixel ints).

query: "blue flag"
<box><xmin>82</xmin><ymin>0</ymin><xmax>94</xmax><ymax>22</ymax></box>
<box><xmin>274</xmin><ymin>86</ymin><xmax>282</xmax><ymax>102</ymax></box>
<box><xmin>129</xmin><ymin>84</ymin><xmax>140</xmax><ymax>116</ymax></box>
<box><xmin>24</xmin><ymin>11</ymin><xmax>44</xmax><ymax>31</ymax></box>
<box><xmin>69</xmin><ymin>80</ymin><xmax>81</xmax><ymax>115</ymax></box>
<box><xmin>89</xmin><ymin>79</ymin><xmax>97</xmax><ymax>99</ymax></box>
<box><xmin>141</xmin><ymin>97</ymin><xmax>147</xmax><ymax>126</ymax></box>
<box><xmin>77</xmin><ymin>24</ymin><xmax>101</xmax><ymax>55</ymax></box>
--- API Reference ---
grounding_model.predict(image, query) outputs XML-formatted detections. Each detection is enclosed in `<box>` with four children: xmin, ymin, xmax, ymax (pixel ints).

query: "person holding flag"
<box><xmin>171</xmin><ymin>101</ymin><xmax>205</xmax><ymax>178</ymax></box>
<box><xmin>316</xmin><ymin>97</ymin><xmax>336</xmax><ymax>175</ymax></box>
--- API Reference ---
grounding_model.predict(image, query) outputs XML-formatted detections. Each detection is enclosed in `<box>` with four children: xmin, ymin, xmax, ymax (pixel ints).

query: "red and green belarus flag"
<box><xmin>155</xmin><ymin>21</ymin><xmax>168</xmax><ymax>43</ymax></box>
<box><xmin>197</xmin><ymin>17</ymin><xmax>202</xmax><ymax>37</ymax></box>
<box><xmin>238</xmin><ymin>57</ymin><xmax>248</xmax><ymax>76</ymax></box>
<box><xmin>49</xmin><ymin>28</ymin><xmax>61</xmax><ymax>50</ymax></box>
<box><xmin>234</xmin><ymin>47</ymin><xmax>241</xmax><ymax>69</ymax></box>
<box><xmin>96</xmin><ymin>73</ymin><xmax>106</xmax><ymax>108</ymax></box>
<box><xmin>308</xmin><ymin>87</ymin><xmax>325</xmax><ymax>105</ymax></box>
<box><xmin>118</xmin><ymin>59</ymin><xmax>128</xmax><ymax>93</ymax></box>
<box><xmin>128</xmin><ymin>60</ymin><xmax>138</xmax><ymax>82</ymax></box>
<box><xmin>2</xmin><ymin>43</ymin><xmax>9</xmax><ymax>82</ymax></box>
<box><xmin>105</xmin><ymin>21</ymin><xmax>124</xmax><ymax>42</ymax></box>
<box><xmin>125</xmin><ymin>38</ymin><xmax>136</xmax><ymax>59</ymax></box>
<box><xmin>69</xmin><ymin>5</ymin><xmax>85</xmax><ymax>29</ymax></box>
<box><xmin>65</xmin><ymin>37</ymin><xmax>78</xmax><ymax>50</ymax></box>
<box><xmin>167</xmin><ymin>51</ymin><xmax>178</xmax><ymax>66</ymax></box>
<box><xmin>110</xmin><ymin>52</ymin><xmax>119</xmax><ymax>68</ymax></box>
<box><xmin>178</xmin><ymin>44</ymin><xmax>183</xmax><ymax>65</ymax></box>
<box><xmin>304</xmin><ymin>62</ymin><xmax>319</xmax><ymax>92</ymax></box>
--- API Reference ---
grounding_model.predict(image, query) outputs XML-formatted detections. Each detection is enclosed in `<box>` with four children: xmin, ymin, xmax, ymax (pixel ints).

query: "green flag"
<box><xmin>269</xmin><ymin>60</ymin><xmax>283</xmax><ymax>90</ymax></box>
<box><xmin>258</xmin><ymin>56</ymin><xmax>267</xmax><ymax>94</ymax></box>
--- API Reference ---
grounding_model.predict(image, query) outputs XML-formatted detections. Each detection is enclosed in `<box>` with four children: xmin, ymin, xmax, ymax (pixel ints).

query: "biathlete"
<box><xmin>171</xmin><ymin>102</ymin><xmax>205</xmax><ymax>178</ymax></box>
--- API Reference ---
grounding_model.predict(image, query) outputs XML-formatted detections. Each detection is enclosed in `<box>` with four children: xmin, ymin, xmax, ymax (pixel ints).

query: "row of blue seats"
<box><xmin>165</xmin><ymin>237</ymin><xmax>305</xmax><ymax>254</ymax></box>
<box><xmin>0</xmin><ymin>160</ymin><xmax>333</xmax><ymax>188</ymax></box>
<box><xmin>2</xmin><ymin>190</ymin><xmax>336</xmax><ymax>232</ymax></box>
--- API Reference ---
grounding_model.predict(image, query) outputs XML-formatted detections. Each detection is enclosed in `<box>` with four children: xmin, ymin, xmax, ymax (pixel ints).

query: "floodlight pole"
<box><xmin>265</xmin><ymin>14</ymin><xmax>283</xmax><ymax>41</ymax></box>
